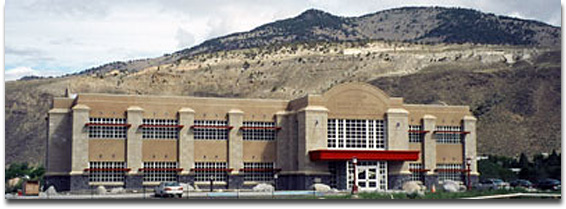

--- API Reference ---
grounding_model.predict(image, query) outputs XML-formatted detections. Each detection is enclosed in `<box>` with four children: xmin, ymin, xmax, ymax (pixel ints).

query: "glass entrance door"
<box><xmin>347</xmin><ymin>161</ymin><xmax>387</xmax><ymax>191</ymax></box>
<box><xmin>357</xmin><ymin>165</ymin><xmax>378</xmax><ymax>190</ymax></box>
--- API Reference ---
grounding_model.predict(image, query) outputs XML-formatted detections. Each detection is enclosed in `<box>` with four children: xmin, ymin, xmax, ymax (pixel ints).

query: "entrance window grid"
<box><xmin>437</xmin><ymin>164</ymin><xmax>463</xmax><ymax>182</ymax></box>
<box><xmin>194</xmin><ymin>162</ymin><xmax>227</xmax><ymax>182</ymax></box>
<box><xmin>243</xmin><ymin>122</ymin><xmax>276</xmax><ymax>141</ymax></box>
<box><xmin>328</xmin><ymin>162</ymin><xmax>339</xmax><ymax>189</ymax></box>
<box><xmin>409</xmin><ymin>163</ymin><xmax>424</xmax><ymax>182</ymax></box>
<box><xmin>409</xmin><ymin>125</ymin><xmax>424</xmax><ymax>143</ymax></box>
<box><xmin>88</xmin><ymin>118</ymin><xmax>127</xmax><ymax>139</ymax></box>
<box><xmin>194</xmin><ymin>120</ymin><xmax>228</xmax><ymax>140</ymax></box>
<box><xmin>142</xmin><ymin>119</ymin><xmax>179</xmax><ymax>139</ymax></box>
<box><xmin>88</xmin><ymin>162</ymin><xmax>126</xmax><ymax>182</ymax></box>
<box><xmin>243</xmin><ymin>162</ymin><xmax>275</xmax><ymax>182</ymax></box>
<box><xmin>435</xmin><ymin>126</ymin><xmax>463</xmax><ymax>144</ymax></box>
<box><xmin>347</xmin><ymin>161</ymin><xmax>387</xmax><ymax>191</ymax></box>
<box><xmin>142</xmin><ymin>162</ymin><xmax>178</xmax><ymax>182</ymax></box>
<box><xmin>327</xmin><ymin>119</ymin><xmax>386</xmax><ymax>149</ymax></box>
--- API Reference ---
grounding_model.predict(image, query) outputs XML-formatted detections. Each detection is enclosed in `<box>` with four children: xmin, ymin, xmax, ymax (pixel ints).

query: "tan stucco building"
<box><xmin>46</xmin><ymin>82</ymin><xmax>478</xmax><ymax>191</ymax></box>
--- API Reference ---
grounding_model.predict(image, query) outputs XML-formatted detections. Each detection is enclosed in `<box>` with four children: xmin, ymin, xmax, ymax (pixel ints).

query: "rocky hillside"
<box><xmin>76</xmin><ymin>7</ymin><xmax>560</xmax><ymax>76</ymax></box>
<box><xmin>5</xmin><ymin>39</ymin><xmax>560</xmax><ymax>165</ymax></box>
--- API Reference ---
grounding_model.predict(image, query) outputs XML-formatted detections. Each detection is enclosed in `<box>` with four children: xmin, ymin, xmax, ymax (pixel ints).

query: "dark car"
<box><xmin>536</xmin><ymin>179</ymin><xmax>561</xmax><ymax>191</ymax></box>
<box><xmin>476</xmin><ymin>178</ymin><xmax>510</xmax><ymax>190</ymax></box>
<box><xmin>510</xmin><ymin>179</ymin><xmax>533</xmax><ymax>188</ymax></box>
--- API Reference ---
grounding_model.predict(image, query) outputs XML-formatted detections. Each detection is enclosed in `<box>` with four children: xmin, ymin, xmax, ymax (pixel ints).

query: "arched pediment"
<box><xmin>322</xmin><ymin>82</ymin><xmax>392</xmax><ymax>119</ymax></box>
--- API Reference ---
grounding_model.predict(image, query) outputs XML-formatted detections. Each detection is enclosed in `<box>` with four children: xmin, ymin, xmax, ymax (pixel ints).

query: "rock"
<box><xmin>311</xmin><ymin>183</ymin><xmax>331</xmax><ymax>192</ymax></box>
<box><xmin>252</xmin><ymin>183</ymin><xmax>274</xmax><ymax>192</ymax></box>
<box><xmin>8</xmin><ymin>177</ymin><xmax>21</xmax><ymax>188</ymax></box>
<box><xmin>330</xmin><ymin>188</ymin><xmax>340</xmax><ymax>193</ymax></box>
<box><xmin>441</xmin><ymin>180</ymin><xmax>460</xmax><ymax>193</ymax></box>
<box><xmin>110</xmin><ymin>187</ymin><xmax>125</xmax><ymax>194</ymax></box>
<box><xmin>458</xmin><ymin>185</ymin><xmax>467</xmax><ymax>192</ymax></box>
<box><xmin>96</xmin><ymin>186</ymin><xmax>107</xmax><ymax>195</ymax></box>
<box><xmin>45</xmin><ymin>186</ymin><xmax>58</xmax><ymax>196</ymax></box>
<box><xmin>403</xmin><ymin>181</ymin><xmax>425</xmax><ymax>198</ymax></box>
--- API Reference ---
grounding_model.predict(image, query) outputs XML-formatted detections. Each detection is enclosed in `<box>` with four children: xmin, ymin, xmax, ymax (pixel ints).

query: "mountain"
<box><xmin>5</xmin><ymin>7</ymin><xmax>561</xmax><ymax>165</ymax></box>
<box><xmin>77</xmin><ymin>7</ymin><xmax>560</xmax><ymax>76</ymax></box>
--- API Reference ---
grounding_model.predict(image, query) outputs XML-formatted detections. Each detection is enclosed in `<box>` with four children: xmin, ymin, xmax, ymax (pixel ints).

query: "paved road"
<box><xmin>7</xmin><ymin>191</ymin><xmax>327</xmax><ymax>200</ymax></box>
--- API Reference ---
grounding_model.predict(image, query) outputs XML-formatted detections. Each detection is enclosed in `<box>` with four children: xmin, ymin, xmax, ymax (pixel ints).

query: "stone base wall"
<box><xmin>388</xmin><ymin>174</ymin><xmax>410</xmax><ymax>190</ymax></box>
<box><xmin>277</xmin><ymin>174</ymin><xmax>331</xmax><ymax>190</ymax></box>
<box><xmin>124</xmin><ymin>175</ymin><xmax>143</xmax><ymax>190</ymax></box>
<box><xmin>44</xmin><ymin>175</ymin><xmax>70</xmax><ymax>192</ymax></box>
<box><xmin>424</xmin><ymin>174</ymin><xmax>439</xmax><ymax>190</ymax></box>
<box><xmin>70</xmin><ymin>175</ymin><xmax>89</xmax><ymax>192</ymax></box>
<box><xmin>228</xmin><ymin>175</ymin><xmax>244</xmax><ymax>189</ymax></box>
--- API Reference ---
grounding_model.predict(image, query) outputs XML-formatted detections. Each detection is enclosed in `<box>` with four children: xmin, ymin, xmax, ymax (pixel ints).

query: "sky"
<box><xmin>3</xmin><ymin>0</ymin><xmax>562</xmax><ymax>81</ymax></box>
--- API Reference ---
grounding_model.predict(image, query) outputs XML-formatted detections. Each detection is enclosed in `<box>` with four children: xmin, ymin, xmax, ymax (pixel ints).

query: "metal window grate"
<box><xmin>88</xmin><ymin>118</ymin><xmax>127</xmax><ymax>139</ymax></box>
<box><xmin>409</xmin><ymin>163</ymin><xmax>424</xmax><ymax>182</ymax></box>
<box><xmin>409</xmin><ymin>125</ymin><xmax>424</xmax><ymax>143</ymax></box>
<box><xmin>243</xmin><ymin>162</ymin><xmax>275</xmax><ymax>182</ymax></box>
<box><xmin>142</xmin><ymin>162</ymin><xmax>178</xmax><ymax>182</ymax></box>
<box><xmin>194</xmin><ymin>162</ymin><xmax>228</xmax><ymax>182</ymax></box>
<box><xmin>242</xmin><ymin>122</ymin><xmax>276</xmax><ymax>141</ymax></box>
<box><xmin>435</xmin><ymin>126</ymin><xmax>463</xmax><ymax>144</ymax></box>
<box><xmin>88</xmin><ymin>162</ymin><xmax>126</xmax><ymax>182</ymax></box>
<box><xmin>194</xmin><ymin>120</ymin><xmax>229</xmax><ymax>140</ymax></box>
<box><xmin>142</xmin><ymin>119</ymin><xmax>179</xmax><ymax>139</ymax></box>
<box><xmin>327</xmin><ymin>119</ymin><xmax>386</xmax><ymax>149</ymax></box>
<box><xmin>437</xmin><ymin>164</ymin><xmax>463</xmax><ymax>182</ymax></box>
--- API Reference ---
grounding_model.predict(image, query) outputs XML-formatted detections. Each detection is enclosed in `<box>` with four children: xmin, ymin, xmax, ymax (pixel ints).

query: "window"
<box><xmin>194</xmin><ymin>120</ymin><xmax>229</xmax><ymax>140</ymax></box>
<box><xmin>194</xmin><ymin>162</ymin><xmax>228</xmax><ymax>182</ymax></box>
<box><xmin>435</xmin><ymin>126</ymin><xmax>462</xmax><ymax>144</ymax></box>
<box><xmin>327</xmin><ymin>119</ymin><xmax>386</xmax><ymax>149</ymax></box>
<box><xmin>88</xmin><ymin>118</ymin><xmax>127</xmax><ymax>139</ymax></box>
<box><xmin>88</xmin><ymin>162</ymin><xmax>126</xmax><ymax>182</ymax></box>
<box><xmin>242</xmin><ymin>122</ymin><xmax>277</xmax><ymax>141</ymax></box>
<box><xmin>142</xmin><ymin>162</ymin><xmax>178</xmax><ymax>182</ymax></box>
<box><xmin>409</xmin><ymin>125</ymin><xmax>424</xmax><ymax>143</ymax></box>
<box><xmin>437</xmin><ymin>164</ymin><xmax>463</xmax><ymax>182</ymax></box>
<box><xmin>243</xmin><ymin>162</ymin><xmax>275</xmax><ymax>182</ymax></box>
<box><xmin>142</xmin><ymin>119</ymin><xmax>179</xmax><ymax>139</ymax></box>
<box><xmin>409</xmin><ymin>163</ymin><xmax>424</xmax><ymax>182</ymax></box>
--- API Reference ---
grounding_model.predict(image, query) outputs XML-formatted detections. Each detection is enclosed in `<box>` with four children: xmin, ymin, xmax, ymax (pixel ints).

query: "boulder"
<box><xmin>110</xmin><ymin>187</ymin><xmax>125</xmax><ymax>194</ymax></box>
<box><xmin>311</xmin><ymin>183</ymin><xmax>331</xmax><ymax>192</ymax></box>
<box><xmin>441</xmin><ymin>180</ymin><xmax>460</xmax><ymax>193</ymax></box>
<box><xmin>252</xmin><ymin>183</ymin><xmax>274</xmax><ymax>192</ymax></box>
<box><xmin>96</xmin><ymin>186</ymin><xmax>107</xmax><ymax>195</ymax></box>
<box><xmin>403</xmin><ymin>181</ymin><xmax>425</xmax><ymax>198</ymax></box>
<box><xmin>45</xmin><ymin>186</ymin><xmax>58</xmax><ymax>196</ymax></box>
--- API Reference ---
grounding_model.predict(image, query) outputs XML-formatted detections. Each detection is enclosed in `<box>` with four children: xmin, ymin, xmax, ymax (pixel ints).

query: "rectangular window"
<box><xmin>327</xmin><ymin>119</ymin><xmax>386</xmax><ymax>149</ymax></box>
<box><xmin>88</xmin><ymin>118</ymin><xmax>127</xmax><ymax>139</ymax></box>
<box><xmin>142</xmin><ymin>119</ymin><xmax>179</xmax><ymax>139</ymax></box>
<box><xmin>194</xmin><ymin>162</ymin><xmax>228</xmax><ymax>182</ymax></box>
<box><xmin>437</xmin><ymin>164</ymin><xmax>463</xmax><ymax>182</ymax></box>
<box><xmin>242</xmin><ymin>121</ymin><xmax>276</xmax><ymax>141</ymax></box>
<box><xmin>409</xmin><ymin>163</ymin><xmax>424</xmax><ymax>182</ymax></box>
<box><xmin>142</xmin><ymin>162</ymin><xmax>178</xmax><ymax>182</ymax></box>
<box><xmin>194</xmin><ymin>120</ymin><xmax>229</xmax><ymax>140</ymax></box>
<box><xmin>435</xmin><ymin>126</ymin><xmax>462</xmax><ymax>144</ymax></box>
<box><xmin>409</xmin><ymin>125</ymin><xmax>424</xmax><ymax>143</ymax></box>
<box><xmin>88</xmin><ymin>162</ymin><xmax>126</xmax><ymax>182</ymax></box>
<box><xmin>243</xmin><ymin>162</ymin><xmax>275</xmax><ymax>182</ymax></box>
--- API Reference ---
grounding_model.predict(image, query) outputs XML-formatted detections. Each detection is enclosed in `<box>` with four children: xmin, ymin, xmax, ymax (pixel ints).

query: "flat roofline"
<box><xmin>76</xmin><ymin>93</ymin><xmax>291</xmax><ymax>103</ymax></box>
<box><xmin>403</xmin><ymin>103</ymin><xmax>470</xmax><ymax>109</ymax></box>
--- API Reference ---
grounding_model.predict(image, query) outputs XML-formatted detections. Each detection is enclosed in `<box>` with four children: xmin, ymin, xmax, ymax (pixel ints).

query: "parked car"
<box><xmin>510</xmin><ymin>179</ymin><xmax>533</xmax><ymax>188</ymax></box>
<box><xmin>155</xmin><ymin>182</ymin><xmax>183</xmax><ymax>198</ymax></box>
<box><xmin>476</xmin><ymin>178</ymin><xmax>510</xmax><ymax>190</ymax></box>
<box><xmin>536</xmin><ymin>179</ymin><xmax>561</xmax><ymax>191</ymax></box>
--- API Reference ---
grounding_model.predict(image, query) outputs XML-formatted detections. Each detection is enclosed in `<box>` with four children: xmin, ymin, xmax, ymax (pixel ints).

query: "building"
<box><xmin>45</xmin><ymin>82</ymin><xmax>478</xmax><ymax>192</ymax></box>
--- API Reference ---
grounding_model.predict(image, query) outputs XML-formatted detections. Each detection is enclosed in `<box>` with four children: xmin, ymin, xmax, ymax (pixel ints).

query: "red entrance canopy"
<box><xmin>309</xmin><ymin>149</ymin><xmax>419</xmax><ymax>161</ymax></box>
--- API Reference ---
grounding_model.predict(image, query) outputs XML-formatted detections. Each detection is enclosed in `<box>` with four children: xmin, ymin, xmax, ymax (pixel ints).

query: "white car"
<box><xmin>155</xmin><ymin>182</ymin><xmax>183</xmax><ymax>198</ymax></box>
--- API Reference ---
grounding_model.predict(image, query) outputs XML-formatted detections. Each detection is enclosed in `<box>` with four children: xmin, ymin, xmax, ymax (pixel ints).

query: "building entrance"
<box><xmin>347</xmin><ymin>161</ymin><xmax>387</xmax><ymax>191</ymax></box>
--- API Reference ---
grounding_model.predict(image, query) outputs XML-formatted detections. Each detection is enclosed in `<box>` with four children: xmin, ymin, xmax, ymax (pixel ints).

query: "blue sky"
<box><xmin>3</xmin><ymin>0</ymin><xmax>562</xmax><ymax>80</ymax></box>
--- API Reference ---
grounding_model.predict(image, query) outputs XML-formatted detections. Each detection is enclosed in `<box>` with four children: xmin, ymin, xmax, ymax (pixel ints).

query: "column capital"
<box><xmin>228</xmin><ymin>109</ymin><xmax>244</xmax><ymax>115</ymax></box>
<box><xmin>298</xmin><ymin>106</ymin><xmax>329</xmax><ymax>113</ymax></box>
<box><xmin>423</xmin><ymin>114</ymin><xmax>437</xmax><ymax>120</ymax></box>
<box><xmin>179</xmin><ymin>107</ymin><xmax>195</xmax><ymax>114</ymax></box>
<box><xmin>72</xmin><ymin>104</ymin><xmax>90</xmax><ymax>111</ymax></box>
<box><xmin>386</xmin><ymin>108</ymin><xmax>409</xmax><ymax>115</ymax></box>
<box><xmin>127</xmin><ymin>106</ymin><xmax>144</xmax><ymax>112</ymax></box>
<box><xmin>463</xmin><ymin>115</ymin><xmax>477</xmax><ymax>122</ymax></box>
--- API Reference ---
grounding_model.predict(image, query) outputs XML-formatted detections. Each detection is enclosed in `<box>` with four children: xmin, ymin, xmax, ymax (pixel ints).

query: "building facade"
<box><xmin>45</xmin><ymin>82</ymin><xmax>479</xmax><ymax>192</ymax></box>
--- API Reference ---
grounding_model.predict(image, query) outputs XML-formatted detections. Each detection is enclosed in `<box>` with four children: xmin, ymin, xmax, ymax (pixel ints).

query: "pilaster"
<box><xmin>422</xmin><ymin>114</ymin><xmax>437</xmax><ymax>176</ymax></box>
<box><xmin>228</xmin><ymin>109</ymin><xmax>244</xmax><ymax>173</ymax></box>
<box><xmin>463</xmin><ymin>115</ymin><xmax>479</xmax><ymax>176</ymax></box>
<box><xmin>178</xmin><ymin>108</ymin><xmax>195</xmax><ymax>175</ymax></box>
<box><xmin>126</xmin><ymin>106</ymin><xmax>144</xmax><ymax>174</ymax></box>
<box><xmin>386</xmin><ymin>108</ymin><xmax>410</xmax><ymax>175</ymax></box>
<box><xmin>297</xmin><ymin>106</ymin><xmax>328</xmax><ymax>172</ymax></box>
<box><xmin>71</xmin><ymin>104</ymin><xmax>90</xmax><ymax>175</ymax></box>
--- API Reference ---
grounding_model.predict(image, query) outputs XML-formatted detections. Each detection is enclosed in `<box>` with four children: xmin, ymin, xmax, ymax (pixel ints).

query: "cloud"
<box><xmin>4</xmin><ymin>66</ymin><xmax>65</xmax><ymax>81</ymax></box>
<box><xmin>175</xmin><ymin>27</ymin><xmax>196</xmax><ymax>48</ymax></box>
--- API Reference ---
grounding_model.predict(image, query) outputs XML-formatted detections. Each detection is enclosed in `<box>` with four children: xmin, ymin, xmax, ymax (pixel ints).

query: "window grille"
<box><xmin>194</xmin><ymin>120</ymin><xmax>229</xmax><ymax>140</ymax></box>
<box><xmin>142</xmin><ymin>119</ymin><xmax>179</xmax><ymax>139</ymax></box>
<box><xmin>242</xmin><ymin>122</ymin><xmax>277</xmax><ymax>141</ymax></box>
<box><xmin>435</xmin><ymin>126</ymin><xmax>462</xmax><ymax>144</ymax></box>
<box><xmin>243</xmin><ymin>162</ymin><xmax>275</xmax><ymax>182</ymax></box>
<box><xmin>194</xmin><ymin>162</ymin><xmax>228</xmax><ymax>182</ymax></box>
<box><xmin>409</xmin><ymin>125</ymin><xmax>424</xmax><ymax>143</ymax></box>
<box><xmin>88</xmin><ymin>118</ymin><xmax>127</xmax><ymax>139</ymax></box>
<box><xmin>142</xmin><ymin>162</ymin><xmax>178</xmax><ymax>182</ymax></box>
<box><xmin>409</xmin><ymin>163</ymin><xmax>424</xmax><ymax>182</ymax></box>
<box><xmin>88</xmin><ymin>162</ymin><xmax>126</xmax><ymax>182</ymax></box>
<box><xmin>437</xmin><ymin>164</ymin><xmax>463</xmax><ymax>182</ymax></box>
<box><xmin>327</xmin><ymin>119</ymin><xmax>386</xmax><ymax>149</ymax></box>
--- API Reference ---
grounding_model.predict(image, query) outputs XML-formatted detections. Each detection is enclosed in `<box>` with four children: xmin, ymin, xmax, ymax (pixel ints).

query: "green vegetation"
<box><xmin>5</xmin><ymin>163</ymin><xmax>45</xmax><ymax>193</ymax></box>
<box><xmin>478</xmin><ymin>152</ymin><xmax>561</xmax><ymax>182</ymax></box>
<box><xmin>322</xmin><ymin>188</ymin><xmax>546</xmax><ymax>199</ymax></box>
